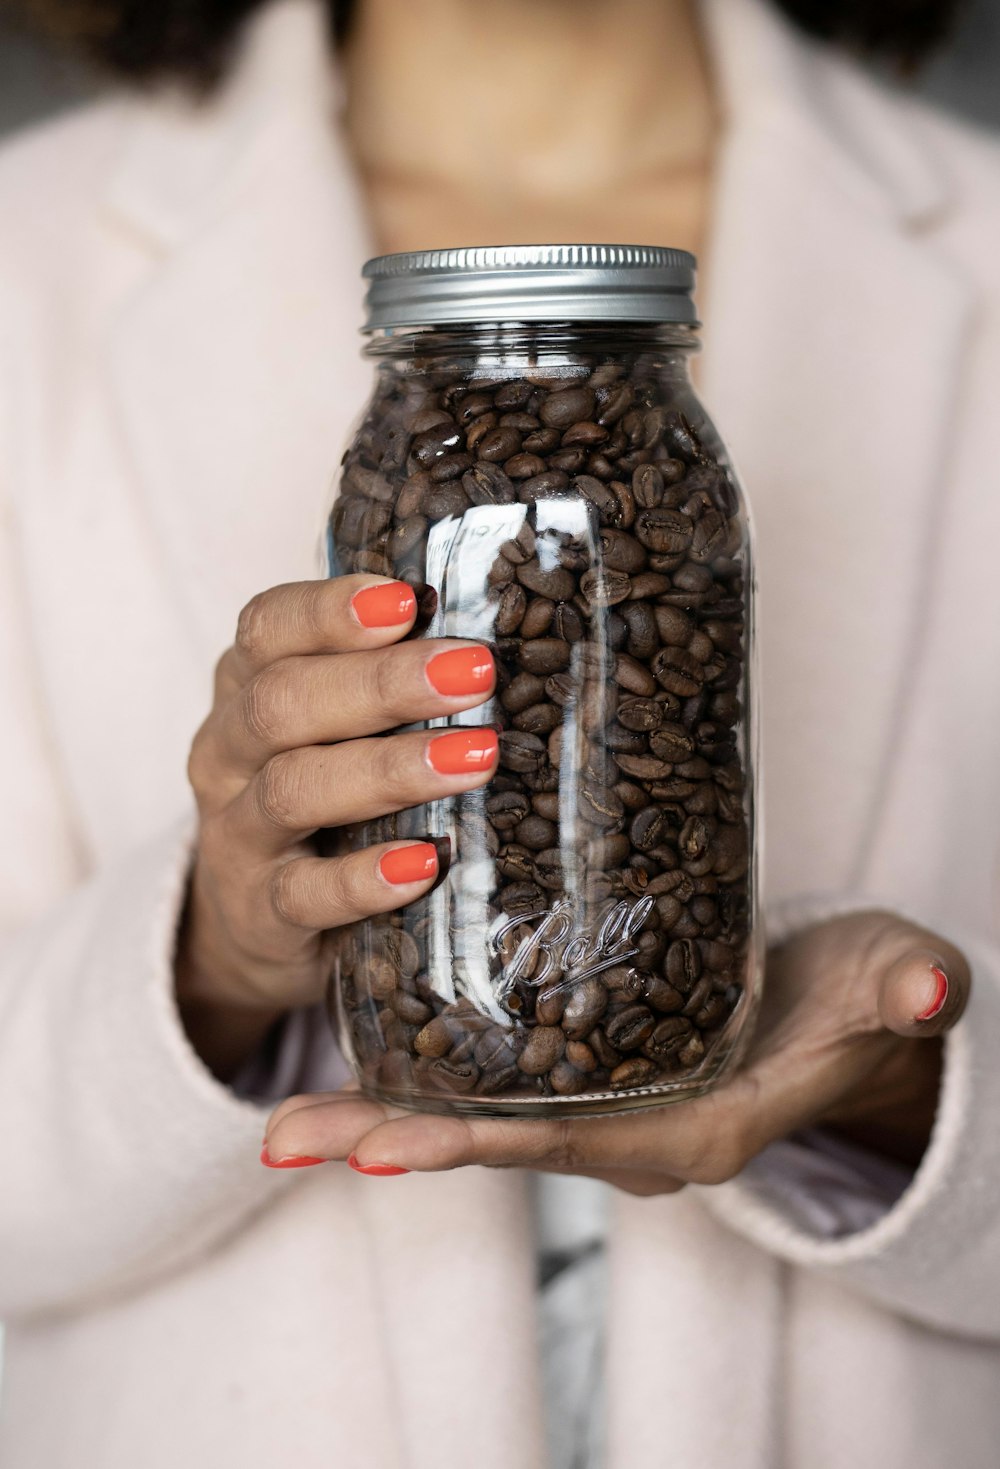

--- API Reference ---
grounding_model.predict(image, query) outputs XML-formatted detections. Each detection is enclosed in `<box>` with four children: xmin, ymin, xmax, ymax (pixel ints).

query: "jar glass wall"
<box><xmin>325</xmin><ymin>304</ymin><xmax>759</xmax><ymax>1117</ymax></box>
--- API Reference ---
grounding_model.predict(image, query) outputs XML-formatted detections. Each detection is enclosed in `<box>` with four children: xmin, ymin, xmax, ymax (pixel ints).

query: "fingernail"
<box><xmin>351</xmin><ymin>580</ymin><xmax>417</xmax><ymax>629</ymax></box>
<box><xmin>916</xmin><ymin>966</ymin><xmax>949</xmax><ymax>1022</ymax></box>
<box><xmin>428</xmin><ymin>728</ymin><xmax>499</xmax><ymax>776</ymax></box>
<box><xmin>348</xmin><ymin>1153</ymin><xmax>410</xmax><ymax>1177</ymax></box>
<box><xmin>379</xmin><ymin>842</ymin><xmax>439</xmax><ymax>886</ymax></box>
<box><xmin>260</xmin><ymin>1145</ymin><xmax>328</xmax><ymax>1169</ymax></box>
<box><xmin>426</xmin><ymin>645</ymin><xmax>494</xmax><ymax>697</ymax></box>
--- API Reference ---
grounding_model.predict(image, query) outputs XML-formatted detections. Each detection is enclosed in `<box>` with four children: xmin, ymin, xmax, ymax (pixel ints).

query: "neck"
<box><xmin>341</xmin><ymin>0</ymin><xmax>717</xmax><ymax>251</ymax></box>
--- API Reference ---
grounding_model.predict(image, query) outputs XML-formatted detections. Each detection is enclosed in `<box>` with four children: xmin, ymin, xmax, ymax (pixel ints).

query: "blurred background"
<box><xmin>1</xmin><ymin>0</ymin><xmax>1000</xmax><ymax>139</ymax></box>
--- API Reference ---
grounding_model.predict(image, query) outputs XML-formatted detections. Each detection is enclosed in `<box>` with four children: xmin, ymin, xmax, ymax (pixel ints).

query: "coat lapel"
<box><xmin>700</xmin><ymin>0</ymin><xmax>975</xmax><ymax>903</ymax></box>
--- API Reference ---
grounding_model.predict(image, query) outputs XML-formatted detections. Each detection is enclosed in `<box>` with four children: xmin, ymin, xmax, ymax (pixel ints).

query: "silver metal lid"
<box><xmin>361</xmin><ymin>244</ymin><xmax>698</xmax><ymax>330</ymax></box>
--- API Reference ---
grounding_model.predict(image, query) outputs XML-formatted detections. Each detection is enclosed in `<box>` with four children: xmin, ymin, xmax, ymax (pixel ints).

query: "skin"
<box><xmin>178</xmin><ymin>0</ymin><xmax>972</xmax><ymax>1184</ymax></box>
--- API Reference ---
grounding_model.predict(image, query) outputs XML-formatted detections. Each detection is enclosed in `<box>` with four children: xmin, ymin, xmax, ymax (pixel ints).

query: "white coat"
<box><xmin>3</xmin><ymin>1</ymin><xmax>1000</xmax><ymax>1465</ymax></box>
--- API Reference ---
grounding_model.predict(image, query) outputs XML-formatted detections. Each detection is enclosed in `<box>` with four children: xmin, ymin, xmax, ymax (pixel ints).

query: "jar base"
<box><xmin>360</xmin><ymin>1044</ymin><xmax>741</xmax><ymax>1119</ymax></box>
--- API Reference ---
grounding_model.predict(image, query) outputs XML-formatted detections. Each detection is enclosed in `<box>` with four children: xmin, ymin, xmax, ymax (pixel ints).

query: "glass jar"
<box><xmin>325</xmin><ymin>245</ymin><xmax>760</xmax><ymax>1117</ymax></box>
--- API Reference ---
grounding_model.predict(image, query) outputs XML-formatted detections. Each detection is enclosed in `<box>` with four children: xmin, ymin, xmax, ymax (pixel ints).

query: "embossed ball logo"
<box><xmin>492</xmin><ymin>896</ymin><xmax>654</xmax><ymax>1008</ymax></box>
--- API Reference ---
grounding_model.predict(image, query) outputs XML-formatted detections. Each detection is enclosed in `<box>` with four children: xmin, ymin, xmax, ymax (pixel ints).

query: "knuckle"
<box><xmin>326</xmin><ymin>856</ymin><xmax>374</xmax><ymax>918</ymax></box>
<box><xmin>242</xmin><ymin>664</ymin><xmax>292</xmax><ymax>747</ymax></box>
<box><xmin>543</xmin><ymin>1120</ymin><xmax>581</xmax><ymax>1172</ymax></box>
<box><xmin>255</xmin><ymin>752</ymin><xmax>303</xmax><ymax>829</ymax></box>
<box><xmin>270</xmin><ymin>861</ymin><xmax>311</xmax><ymax>928</ymax></box>
<box><xmin>186</xmin><ymin>726</ymin><xmax>214</xmax><ymax>801</ymax></box>
<box><xmin>234</xmin><ymin>592</ymin><xmax>274</xmax><ymax>664</ymax></box>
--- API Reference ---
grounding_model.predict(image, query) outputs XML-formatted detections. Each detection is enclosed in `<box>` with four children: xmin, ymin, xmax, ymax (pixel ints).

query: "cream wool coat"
<box><xmin>4</xmin><ymin>1</ymin><xmax>1000</xmax><ymax>1465</ymax></box>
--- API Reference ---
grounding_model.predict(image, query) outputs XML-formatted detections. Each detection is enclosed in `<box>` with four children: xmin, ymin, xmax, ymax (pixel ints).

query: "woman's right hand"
<box><xmin>176</xmin><ymin>576</ymin><xmax>498</xmax><ymax>1079</ymax></box>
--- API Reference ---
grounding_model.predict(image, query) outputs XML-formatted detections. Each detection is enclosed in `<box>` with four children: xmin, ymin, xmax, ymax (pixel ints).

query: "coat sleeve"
<box><xmin>702</xmin><ymin>896</ymin><xmax>1000</xmax><ymax>1342</ymax></box>
<box><xmin>0</xmin><ymin>487</ymin><xmax>289</xmax><ymax>1323</ymax></box>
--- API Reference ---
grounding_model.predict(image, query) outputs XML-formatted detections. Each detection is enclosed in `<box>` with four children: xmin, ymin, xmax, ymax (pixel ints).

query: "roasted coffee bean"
<box><xmin>561</xmin><ymin>978</ymin><xmax>609</xmax><ymax>1039</ymax></box>
<box><xmin>578</xmin><ymin>779</ymin><xmax>625</xmax><ymax>828</ymax></box>
<box><xmin>487</xmin><ymin>790</ymin><xmax>531</xmax><ymax>831</ymax></box>
<box><xmin>621</xmin><ymin>601</ymin><xmax>659</xmax><ymax>660</ymax></box>
<box><xmin>600</xmin><ymin>529</ymin><xmax>646</xmax><ymax>573</ymax></box>
<box><xmin>517</xmin><ymin>637</ymin><xmax>572</xmax><ymax>674</ymax></box>
<box><xmin>493</xmin><ymin>581</ymin><xmax>527</xmax><ymax>634</ymax></box>
<box><xmin>518</xmin><ymin>1026</ymin><xmax>566</xmax><ymax>1075</ymax></box>
<box><xmin>665</xmin><ymin>939</ymin><xmax>703</xmax><ymax>991</ymax></box>
<box><xmin>617</xmin><ymin>697</ymin><xmax>663</xmax><ymax>732</ymax></box>
<box><xmin>519</xmin><ymin>470</ymin><xmax>572</xmax><ymax>505</ymax></box>
<box><xmin>630</xmin><ymin>807</ymin><xmax>668</xmax><ymax>851</ymax></box>
<box><xmin>566</xmin><ymin>1040</ymin><xmax>598</xmax><ymax>1073</ymax></box>
<box><xmin>613</xmin><ymin>653</ymin><xmax>657</xmax><ymax>697</ymax></box>
<box><xmin>463</xmin><ymin>462</ymin><xmax>516</xmax><ymax>505</ymax></box>
<box><xmin>552</xmin><ymin>601</ymin><xmax>585</xmax><ymax>642</ymax></box>
<box><xmin>635</xmin><ymin>508</ymin><xmax>693</xmax><ymax>554</ymax></box>
<box><xmin>605</xmin><ymin>1003</ymin><xmax>655</xmax><ymax>1051</ymax></box>
<box><xmin>513</xmin><ymin>702</ymin><xmax>562</xmax><ymax>735</ymax></box>
<box><xmin>499</xmin><ymin>731</ymin><xmax>547</xmax><ymax>773</ymax></box>
<box><xmin>501</xmin><ymin>671</ymin><xmax>547</xmax><ymax>713</ymax></box>
<box><xmin>580</xmin><ymin>567</ymin><xmax>631</xmax><ymax>607</ymax></box>
<box><xmin>632</xmin><ymin>463</ymin><xmax>664</xmax><ymax>508</ymax></box>
<box><xmin>610</xmin><ymin>1057</ymin><xmax>659</xmax><ymax>1090</ymax></box>
<box><xmin>540</xmin><ymin>386</ymin><xmax>596</xmax><ymax>429</ymax></box>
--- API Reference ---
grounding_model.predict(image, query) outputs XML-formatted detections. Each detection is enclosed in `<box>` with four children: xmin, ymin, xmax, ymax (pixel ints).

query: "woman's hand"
<box><xmin>262</xmin><ymin>911</ymin><xmax>970</xmax><ymax>1189</ymax></box>
<box><xmin>177</xmin><ymin>576</ymin><xmax>498</xmax><ymax>1079</ymax></box>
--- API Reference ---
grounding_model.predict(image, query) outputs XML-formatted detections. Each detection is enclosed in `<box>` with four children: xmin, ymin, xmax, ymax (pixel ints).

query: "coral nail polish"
<box><xmin>426</xmin><ymin>645</ymin><xmax>495</xmax><ymax>697</ymax></box>
<box><xmin>428</xmin><ymin>728</ymin><xmax>499</xmax><ymax>776</ymax></box>
<box><xmin>916</xmin><ymin>966</ymin><xmax>949</xmax><ymax>1022</ymax></box>
<box><xmin>260</xmin><ymin>1145</ymin><xmax>328</xmax><ymax>1169</ymax></box>
<box><xmin>351</xmin><ymin>580</ymin><xmax>417</xmax><ymax>628</ymax></box>
<box><xmin>348</xmin><ymin>1153</ymin><xmax>410</xmax><ymax>1177</ymax></box>
<box><xmin>379</xmin><ymin>842</ymin><xmax>439</xmax><ymax>886</ymax></box>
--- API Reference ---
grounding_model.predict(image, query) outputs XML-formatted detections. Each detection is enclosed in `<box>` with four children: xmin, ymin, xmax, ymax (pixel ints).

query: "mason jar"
<box><xmin>325</xmin><ymin>244</ymin><xmax>760</xmax><ymax>1117</ymax></box>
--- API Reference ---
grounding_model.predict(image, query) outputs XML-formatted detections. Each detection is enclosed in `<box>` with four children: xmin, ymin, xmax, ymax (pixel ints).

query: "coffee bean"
<box><xmin>580</xmin><ymin>568</ymin><xmax>632</xmax><ymax>607</ymax></box>
<box><xmin>499</xmin><ymin>730</ymin><xmax>547</xmax><ymax>773</ymax></box>
<box><xmin>518</xmin><ymin>1026</ymin><xmax>566</xmax><ymax>1075</ymax></box>
<box><xmin>517</xmin><ymin>561</ymin><xmax>577</xmax><ymax>601</ymax></box>
<box><xmin>561</xmin><ymin>978</ymin><xmax>609</xmax><ymax>1039</ymax></box>
<box><xmin>635</xmin><ymin>508</ymin><xmax>694</xmax><ymax>554</ymax></box>
<box><xmin>630</xmin><ymin>807</ymin><xmax>668</xmax><ymax>851</ymax></box>
<box><xmin>610</xmin><ymin>1057</ymin><xmax>659</xmax><ymax>1089</ymax></box>
<box><xmin>617</xmin><ymin>697</ymin><xmax>663</xmax><ymax>732</ymax></box>
<box><xmin>517</xmin><ymin>637</ymin><xmax>572</xmax><ymax>674</ymax></box>
<box><xmin>632</xmin><ymin>463</ymin><xmax>664</xmax><ymax>508</ymax></box>
<box><xmin>540</xmin><ymin>386</ymin><xmax>596</xmax><ymax>429</ymax></box>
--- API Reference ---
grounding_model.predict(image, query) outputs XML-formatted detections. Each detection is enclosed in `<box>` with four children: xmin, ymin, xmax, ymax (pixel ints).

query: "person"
<box><xmin>2</xmin><ymin>0</ymin><xmax>1000</xmax><ymax>1464</ymax></box>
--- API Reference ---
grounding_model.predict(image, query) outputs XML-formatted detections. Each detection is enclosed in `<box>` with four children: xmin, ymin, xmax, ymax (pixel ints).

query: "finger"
<box><xmin>879</xmin><ymin>945</ymin><xmax>971</xmax><ymax>1038</ymax></box>
<box><xmin>265</xmin><ymin>1093</ymin><xmax>396</xmax><ymax>1161</ymax></box>
<box><xmin>228</xmin><ymin>727</ymin><xmax>499</xmax><ymax>855</ymax></box>
<box><xmin>269</xmin><ymin>839</ymin><xmax>445</xmax><ymax>931</ymax></box>
<box><xmin>216</xmin><ymin>639</ymin><xmax>496</xmax><ymax>772</ymax></box>
<box><xmin>229</xmin><ymin>577</ymin><xmax>421</xmax><ymax>685</ymax></box>
<box><xmin>270</xmin><ymin>1086</ymin><xmax>750</xmax><ymax>1186</ymax></box>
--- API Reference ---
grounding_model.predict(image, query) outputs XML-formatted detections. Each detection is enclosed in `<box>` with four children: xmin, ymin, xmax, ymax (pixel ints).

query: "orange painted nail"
<box><xmin>348</xmin><ymin>1153</ymin><xmax>410</xmax><ymax>1177</ymax></box>
<box><xmin>260</xmin><ymin>1145</ymin><xmax>327</xmax><ymax>1169</ymax></box>
<box><xmin>351</xmin><ymin>580</ymin><xmax>417</xmax><ymax>628</ymax></box>
<box><xmin>428</xmin><ymin>728</ymin><xmax>499</xmax><ymax>776</ymax></box>
<box><xmin>426</xmin><ymin>645</ymin><xmax>495</xmax><ymax>697</ymax></box>
<box><xmin>916</xmin><ymin>966</ymin><xmax>949</xmax><ymax>1022</ymax></box>
<box><xmin>379</xmin><ymin>842</ymin><xmax>439</xmax><ymax>886</ymax></box>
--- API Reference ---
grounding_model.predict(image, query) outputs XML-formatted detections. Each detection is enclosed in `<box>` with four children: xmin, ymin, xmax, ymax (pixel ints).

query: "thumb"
<box><xmin>878</xmin><ymin>945</ymin><xmax>971</xmax><ymax>1039</ymax></box>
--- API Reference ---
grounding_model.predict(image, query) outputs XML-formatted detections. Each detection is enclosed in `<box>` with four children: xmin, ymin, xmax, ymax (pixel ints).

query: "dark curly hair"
<box><xmin>9</xmin><ymin>0</ymin><xmax>962</xmax><ymax>88</ymax></box>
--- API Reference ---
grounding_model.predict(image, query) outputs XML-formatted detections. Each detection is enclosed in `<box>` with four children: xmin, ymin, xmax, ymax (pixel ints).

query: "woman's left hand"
<box><xmin>262</xmin><ymin>911</ymin><xmax>970</xmax><ymax>1192</ymax></box>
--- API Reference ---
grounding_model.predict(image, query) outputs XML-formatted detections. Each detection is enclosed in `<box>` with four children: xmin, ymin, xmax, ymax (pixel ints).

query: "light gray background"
<box><xmin>1</xmin><ymin>1</ymin><xmax>999</xmax><ymax>139</ymax></box>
